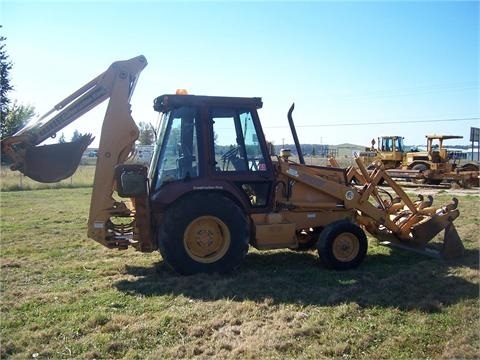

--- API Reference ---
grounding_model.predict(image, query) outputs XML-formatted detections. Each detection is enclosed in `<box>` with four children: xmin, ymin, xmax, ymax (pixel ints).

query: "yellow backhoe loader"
<box><xmin>1</xmin><ymin>56</ymin><xmax>465</xmax><ymax>275</ymax></box>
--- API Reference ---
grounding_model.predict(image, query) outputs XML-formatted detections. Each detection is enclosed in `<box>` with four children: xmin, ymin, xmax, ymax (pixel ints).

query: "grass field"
<box><xmin>0</xmin><ymin>163</ymin><xmax>96</xmax><ymax>192</ymax></box>
<box><xmin>1</xmin><ymin>184</ymin><xmax>479</xmax><ymax>358</ymax></box>
<box><xmin>0</xmin><ymin>156</ymin><xmax>349</xmax><ymax>192</ymax></box>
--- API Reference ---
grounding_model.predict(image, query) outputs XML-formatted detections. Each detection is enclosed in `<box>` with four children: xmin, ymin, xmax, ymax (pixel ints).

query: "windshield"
<box><xmin>381</xmin><ymin>137</ymin><xmax>404</xmax><ymax>152</ymax></box>
<box><xmin>152</xmin><ymin>106</ymin><xmax>199</xmax><ymax>189</ymax></box>
<box><xmin>148</xmin><ymin>111</ymin><xmax>168</xmax><ymax>179</ymax></box>
<box><xmin>395</xmin><ymin>137</ymin><xmax>404</xmax><ymax>152</ymax></box>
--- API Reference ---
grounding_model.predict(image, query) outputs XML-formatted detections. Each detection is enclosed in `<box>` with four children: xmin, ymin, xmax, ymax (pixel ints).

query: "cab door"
<box><xmin>209</xmin><ymin>106</ymin><xmax>275</xmax><ymax>212</ymax></box>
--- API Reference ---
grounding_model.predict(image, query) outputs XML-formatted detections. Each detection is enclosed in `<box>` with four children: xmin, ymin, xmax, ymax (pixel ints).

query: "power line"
<box><xmin>321</xmin><ymin>81</ymin><xmax>479</xmax><ymax>101</ymax></box>
<box><xmin>264</xmin><ymin>116</ymin><xmax>480</xmax><ymax>129</ymax></box>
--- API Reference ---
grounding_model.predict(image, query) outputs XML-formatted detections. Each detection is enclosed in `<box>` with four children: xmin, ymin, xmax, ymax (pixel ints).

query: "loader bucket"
<box><xmin>21</xmin><ymin>134</ymin><xmax>94</xmax><ymax>183</ymax></box>
<box><xmin>410</xmin><ymin>209</ymin><xmax>464</xmax><ymax>259</ymax></box>
<box><xmin>378</xmin><ymin>198</ymin><xmax>464</xmax><ymax>260</ymax></box>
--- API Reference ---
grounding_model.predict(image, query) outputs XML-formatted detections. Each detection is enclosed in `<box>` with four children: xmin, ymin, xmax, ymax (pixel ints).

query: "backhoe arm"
<box><xmin>1</xmin><ymin>55</ymin><xmax>147</xmax><ymax>182</ymax></box>
<box><xmin>1</xmin><ymin>56</ymin><xmax>152</xmax><ymax>250</ymax></box>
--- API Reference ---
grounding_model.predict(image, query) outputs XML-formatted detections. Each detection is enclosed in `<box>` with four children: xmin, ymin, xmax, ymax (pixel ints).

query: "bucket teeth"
<box><xmin>417</xmin><ymin>195</ymin><xmax>433</xmax><ymax>210</ymax></box>
<box><xmin>444</xmin><ymin>197</ymin><xmax>458</xmax><ymax>212</ymax></box>
<box><xmin>378</xmin><ymin>195</ymin><xmax>463</xmax><ymax>260</ymax></box>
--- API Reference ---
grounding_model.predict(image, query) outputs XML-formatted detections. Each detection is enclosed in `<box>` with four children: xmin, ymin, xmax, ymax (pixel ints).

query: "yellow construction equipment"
<box><xmin>1</xmin><ymin>56</ymin><xmax>465</xmax><ymax>275</ymax></box>
<box><xmin>358</xmin><ymin>135</ymin><xmax>479</xmax><ymax>187</ymax></box>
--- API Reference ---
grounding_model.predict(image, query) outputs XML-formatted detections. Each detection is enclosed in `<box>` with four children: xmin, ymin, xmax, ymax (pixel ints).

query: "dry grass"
<box><xmin>1</xmin><ymin>187</ymin><xmax>479</xmax><ymax>359</ymax></box>
<box><xmin>0</xmin><ymin>156</ymin><xmax>345</xmax><ymax>192</ymax></box>
<box><xmin>0</xmin><ymin>152</ymin><xmax>479</xmax><ymax>359</ymax></box>
<box><xmin>0</xmin><ymin>163</ymin><xmax>96</xmax><ymax>191</ymax></box>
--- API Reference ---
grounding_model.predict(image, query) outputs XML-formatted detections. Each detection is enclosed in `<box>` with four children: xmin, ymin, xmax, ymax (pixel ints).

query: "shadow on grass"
<box><xmin>115</xmin><ymin>247</ymin><xmax>479</xmax><ymax>312</ymax></box>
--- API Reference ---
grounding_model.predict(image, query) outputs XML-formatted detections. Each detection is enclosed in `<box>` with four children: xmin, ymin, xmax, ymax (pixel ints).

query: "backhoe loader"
<box><xmin>1</xmin><ymin>55</ymin><xmax>465</xmax><ymax>275</ymax></box>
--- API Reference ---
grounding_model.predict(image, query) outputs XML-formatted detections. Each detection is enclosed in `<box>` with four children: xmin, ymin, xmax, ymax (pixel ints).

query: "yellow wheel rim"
<box><xmin>183</xmin><ymin>216</ymin><xmax>231</xmax><ymax>263</ymax></box>
<box><xmin>332</xmin><ymin>233</ymin><xmax>359</xmax><ymax>262</ymax></box>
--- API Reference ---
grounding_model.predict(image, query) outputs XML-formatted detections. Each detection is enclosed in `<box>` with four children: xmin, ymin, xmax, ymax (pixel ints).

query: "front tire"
<box><xmin>317</xmin><ymin>220</ymin><xmax>367</xmax><ymax>270</ymax></box>
<box><xmin>158</xmin><ymin>193</ymin><xmax>249</xmax><ymax>275</ymax></box>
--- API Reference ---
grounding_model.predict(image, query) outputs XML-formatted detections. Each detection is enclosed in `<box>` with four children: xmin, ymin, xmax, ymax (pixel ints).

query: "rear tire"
<box><xmin>157</xmin><ymin>193</ymin><xmax>249</xmax><ymax>275</ymax></box>
<box><xmin>317</xmin><ymin>220</ymin><xmax>367</xmax><ymax>270</ymax></box>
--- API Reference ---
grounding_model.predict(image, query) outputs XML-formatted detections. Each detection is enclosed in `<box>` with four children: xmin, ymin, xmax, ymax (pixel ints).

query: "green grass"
<box><xmin>1</xmin><ymin>188</ymin><xmax>479</xmax><ymax>359</ymax></box>
<box><xmin>0</xmin><ymin>156</ymin><xmax>341</xmax><ymax>192</ymax></box>
<box><xmin>0</xmin><ymin>163</ymin><xmax>96</xmax><ymax>191</ymax></box>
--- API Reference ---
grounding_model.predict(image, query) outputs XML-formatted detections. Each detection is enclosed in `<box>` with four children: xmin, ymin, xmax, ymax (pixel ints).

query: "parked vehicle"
<box><xmin>358</xmin><ymin>135</ymin><xmax>479</xmax><ymax>187</ymax></box>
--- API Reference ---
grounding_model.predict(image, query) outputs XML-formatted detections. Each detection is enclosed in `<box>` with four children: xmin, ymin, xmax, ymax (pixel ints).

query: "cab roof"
<box><xmin>425</xmin><ymin>135</ymin><xmax>463</xmax><ymax>140</ymax></box>
<box><xmin>153</xmin><ymin>94</ymin><xmax>263</xmax><ymax>113</ymax></box>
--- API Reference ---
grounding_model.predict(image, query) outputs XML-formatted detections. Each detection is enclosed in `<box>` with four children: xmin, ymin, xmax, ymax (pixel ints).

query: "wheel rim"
<box><xmin>183</xmin><ymin>216</ymin><xmax>231</xmax><ymax>263</ymax></box>
<box><xmin>332</xmin><ymin>232</ymin><xmax>359</xmax><ymax>262</ymax></box>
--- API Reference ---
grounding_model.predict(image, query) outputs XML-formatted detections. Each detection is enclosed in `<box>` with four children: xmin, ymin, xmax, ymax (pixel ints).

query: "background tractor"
<box><xmin>358</xmin><ymin>135</ymin><xmax>479</xmax><ymax>187</ymax></box>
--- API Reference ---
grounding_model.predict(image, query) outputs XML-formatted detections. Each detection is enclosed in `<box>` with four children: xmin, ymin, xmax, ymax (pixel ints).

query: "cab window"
<box><xmin>154</xmin><ymin>106</ymin><xmax>199</xmax><ymax>188</ymax></box>
<box><xmin>212</xmin><ymin>108</ymin><xmax>267</xmax><ymax>172</ymax></box>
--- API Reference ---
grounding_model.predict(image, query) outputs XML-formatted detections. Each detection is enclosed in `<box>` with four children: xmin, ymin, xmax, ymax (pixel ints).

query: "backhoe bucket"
<box><xmin>21</xmin><ymin>134</ymin><xmax>94</xmax><ymax>183</ymax></box>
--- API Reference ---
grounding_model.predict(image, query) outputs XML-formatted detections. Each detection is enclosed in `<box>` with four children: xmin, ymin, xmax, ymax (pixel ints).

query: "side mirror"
<box><xmin>115</xmin><ymin>164</ymin><xmax>148</xmax><ymax>197</ymax></box>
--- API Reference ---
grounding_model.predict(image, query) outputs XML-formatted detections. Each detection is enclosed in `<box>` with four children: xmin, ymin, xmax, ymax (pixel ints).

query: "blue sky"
<box><xmin>2</xmin><ymin>1</ymin><xmax>479</xmax><ymax>147</ymax></box>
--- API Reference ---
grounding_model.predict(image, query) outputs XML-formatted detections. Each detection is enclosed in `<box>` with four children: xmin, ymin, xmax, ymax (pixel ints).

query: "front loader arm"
<box><xmin>275</xmin><ymin>156</ymin><xmax>464</xmax><ymax>259</ymax></box>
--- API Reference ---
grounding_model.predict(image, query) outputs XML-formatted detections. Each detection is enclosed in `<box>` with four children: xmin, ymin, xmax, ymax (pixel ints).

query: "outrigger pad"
<box><xmin>23</xmin><ymin>134</ymin><xmax>94</xmax><ymax>183</ymax></box>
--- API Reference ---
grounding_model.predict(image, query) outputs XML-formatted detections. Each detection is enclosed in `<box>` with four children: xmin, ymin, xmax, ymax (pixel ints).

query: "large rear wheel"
<box><xmin>157</xmin><ymin>193</ymin><xmax>250</xmax><ymax>275</ymax></box>
<box><xmin>317</xmin><ymin>220</ymin><xmax>367</xmax><ymax>270</ymax></box>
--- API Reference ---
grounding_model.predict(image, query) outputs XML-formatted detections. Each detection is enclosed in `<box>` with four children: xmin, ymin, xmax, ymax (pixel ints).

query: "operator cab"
<box><xmin>149</xmin><ymin>94</ymin><xmax>275</xmax><ymax>212</ymax></box>
<box><xmin>380</xmin><ymin>136</ymin><xmax>404</xmax><ymax>152</ymax></box>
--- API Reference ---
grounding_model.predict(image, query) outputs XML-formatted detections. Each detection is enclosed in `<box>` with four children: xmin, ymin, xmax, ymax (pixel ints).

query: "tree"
<box><xmin>1</xmin><ymin>101</ymin><xmax>35</xmax><ymax>139</ymax></box>
<box><xmin>1</xmin><ymin>33</ymin><xmax>14</xmax><ymax>129</ymax></box>
<box><xmin>71</xmin><ymin>129</ymin><xmax>83</xmax><ymax>142</ymax></box>
<box><xmin>0</xmin><ymin>34</ymin><xmax>36</xmax><ymax>139</ymax></box>
<box><xmin>138</xmin><ymin>121</ymin><xmax>155</xmax><ymax>145</ymax></box>
<box><xmin>58</xmin><ymin>132</ymin><xmax>66</xmax><ymax>143</ymax></box>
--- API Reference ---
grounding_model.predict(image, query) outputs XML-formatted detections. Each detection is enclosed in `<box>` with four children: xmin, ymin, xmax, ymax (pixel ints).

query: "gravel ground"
<box><xmin>392</xmin><ymin>182</ymin><xmax>480</xmax><ymax>197</ymax></box>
